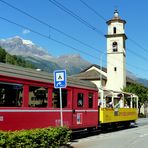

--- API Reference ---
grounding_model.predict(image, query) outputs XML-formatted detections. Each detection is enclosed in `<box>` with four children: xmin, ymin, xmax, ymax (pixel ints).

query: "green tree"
<box><xmin>6</xmin><ymin>53</ymin><xmax>15</xmax><ymax>64</ymax></box>
<box><xmin>25</xmin><ymin>61</ymin><xmax>36</xmax><ymax>69</ymax></box>
<box><xmin>1</xmin><ymin>47</ymin><xmax>36</xmax><ymax>70</ymax></box>
<box><xmin>6</xmin><ymin>54</ymin><xmax>36</xmax><ymax>69</ymax></box>
<box><xmin>0</xmin><ymin>47</ymin><xmax>7</xmax><ymax>63</ymax></box>
<box><xmin>123</xmin><ymin>83</ymin><xmax>148</xmax><ymax>114</ymax></box>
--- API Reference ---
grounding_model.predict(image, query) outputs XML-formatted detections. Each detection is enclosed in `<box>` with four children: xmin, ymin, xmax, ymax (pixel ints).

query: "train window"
<box><xmin>29</xmin><ymin>86</ymin><xmax>48</xmax><ymax>107</ymax></box>
<box><xmin>52</xmin><ymin>89</ymin><xmax>67</xmax><ymax>108</ymax></box>
<box><xmin>0</xmin><ymin>82</ymin><xmax>23</xmax><ymax>107</ymax></box>
<box><xmin>88</xmin><ymin>93</ymin><xmax>93</xmax><ymax>108</ymax></box>
<box><xmin>77</xmin><ymin>93</ymin><xmax>84</xmax><ymax>107</ymax></box>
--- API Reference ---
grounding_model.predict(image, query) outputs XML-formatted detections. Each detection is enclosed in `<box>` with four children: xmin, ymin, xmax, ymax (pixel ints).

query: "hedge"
<box><xmin>0</xmin><ymin>127</ymin><xmax>71</xmax><ymax>148</ymax></box>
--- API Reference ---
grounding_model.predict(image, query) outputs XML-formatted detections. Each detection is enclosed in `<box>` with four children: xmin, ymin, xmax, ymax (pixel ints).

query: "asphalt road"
<box><xmin>70</xmin><ymin>118</ymin><xmax>148</xmax><ymax>148</ymax></box>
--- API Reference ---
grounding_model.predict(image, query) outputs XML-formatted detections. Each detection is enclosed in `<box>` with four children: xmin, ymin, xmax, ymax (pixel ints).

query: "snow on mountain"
<box><xmin>0</xmin><ymin>36</ymin><xmax>53</xmax><ymax>61</ymax></box>
<box><xmin>22</xmin><ymin>39</ymin><xmax>34</xmax><ymax>45</ymax></box>
<box><xmin>0</xmin><ymin>36</ymin><xmax>91</xmax><ymax>75</ymax></box>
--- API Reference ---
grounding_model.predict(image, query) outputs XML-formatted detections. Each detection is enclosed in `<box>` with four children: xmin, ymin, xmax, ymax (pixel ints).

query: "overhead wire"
<box><xmin>47</xmin><ymin>0</ymin><xmax>148</xmax><ymax>77</ymax></box>
<box><xmin>79</xmin><ymin>0</ymin><xmax>107</xmax><ymax>21</ymax></box>
<box><xmin>79</xmin><ymin>0</ymin><xmax>148</xmax><ymax>56</ymax></box>
<box><xmin>1</xmin><ymin>0</ymin><xmax>147</xmax><ymax>63</ymax></box>
<box><xmin>127</xmin><ymin>48</ymin><xmax>148</xmax><ymax>62</ymax></box>
<box><xmin>79</xmin><ymin>0</ymin><xmax>148</xmax><ymax>77</ymax></box>
<box><xmin>0</xmin><ymin>0</ymin><xmax>147</xmax><ymax>78</ymax></box>
<box><xmin>1</xmin><ymin>0</ymin><xmax>144</xmax><ymax>67</ymax></box>
<box><xmin>0</xmin><ymin>16</ymin><xmax>148</xmax><ymax>78</ymax></box>
<box><xmin>0</xmin><ymin>15</ymin><xmax>119</xmax><ymax>73</ymax></box>
<box><xmin>0</xmin><ymin>0</ymin><xmax>103</xmax><ymax>55</ymax></box>
<box><xmin>48</xmin><ymin>0</ymin><xmax>104</xmax><ymax>36</ymax></box>
<box><xmin>0</xmin><ymin>16</ymin><xmax>100</xmax><ymax>60</ymax></box>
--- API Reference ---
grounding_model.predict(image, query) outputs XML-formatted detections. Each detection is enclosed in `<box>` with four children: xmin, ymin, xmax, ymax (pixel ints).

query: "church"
<box><xmin>72</xmin><ymin>10</ymin><xmax>135</xmax><ymax>101</ymax></box>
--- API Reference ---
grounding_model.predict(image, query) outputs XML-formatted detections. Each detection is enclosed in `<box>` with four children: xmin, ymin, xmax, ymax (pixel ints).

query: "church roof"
<box><xmin>71</xmin><ymin>69</ymin><xmax>107</xmax><ymax>80</ymax></box>
<box><xmin>81</xmin><ymin>64</ymin><xmax>107</xmax><ymax>73</ymax></box>
<box><xmin>71</xmin><ymin>64</ymin><xmax>136</xmax><ymax>84</ymax></box>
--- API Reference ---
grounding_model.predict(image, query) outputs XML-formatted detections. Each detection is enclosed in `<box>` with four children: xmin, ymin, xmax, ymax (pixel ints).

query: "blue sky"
<box><xmin>0</xmin><ymin>0</ymin><xmax>148</xmax><ymax>79</ymax></box>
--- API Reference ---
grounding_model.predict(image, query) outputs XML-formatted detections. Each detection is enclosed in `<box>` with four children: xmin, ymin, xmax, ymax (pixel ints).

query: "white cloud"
<box><xmin>22</xmin><ymin>29</ymin><xmax>30</xmax><ymax>34</ymax></box>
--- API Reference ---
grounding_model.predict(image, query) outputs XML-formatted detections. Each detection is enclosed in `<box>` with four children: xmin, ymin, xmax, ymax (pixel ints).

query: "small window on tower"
<box><xmin>113</xmin><ymin>27</ymin><xmax>116</xmax><ymax>34</ymax></box>
<box><xmin>112</xmin><ymin>42</ymin><xmax>118</xmax><ymax>52</ymax></box>
<box><xmin>114</xmin><ymin>67</ymin><xmax>117</xmax><ymax>71</ymax></box>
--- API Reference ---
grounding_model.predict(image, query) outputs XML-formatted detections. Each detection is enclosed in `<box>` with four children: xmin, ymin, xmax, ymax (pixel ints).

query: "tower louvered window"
<box><xmin>113</xmin><ymin>42</ymin><xmax>118</xmax><ymax>52</ymax></box>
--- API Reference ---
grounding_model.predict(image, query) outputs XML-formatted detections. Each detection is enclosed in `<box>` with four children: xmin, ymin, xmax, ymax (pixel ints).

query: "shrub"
<box><xmin>0</xmin><ymin>127</ymin><xmax>71</xmax><ymax>148</ymax></box>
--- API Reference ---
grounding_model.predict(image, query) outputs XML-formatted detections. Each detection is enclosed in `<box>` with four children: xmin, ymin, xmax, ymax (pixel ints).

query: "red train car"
<box><xmin>0</xmin><ymin>63</ymin><xmax>98</xmax><ymax>131</ymax></box>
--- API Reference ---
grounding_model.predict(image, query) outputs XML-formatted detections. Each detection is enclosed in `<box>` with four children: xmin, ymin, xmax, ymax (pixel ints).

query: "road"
<box><xmin>70</xmin><ymin>118</ymin><xmax>148</xmax><ymax>148</ymax></box>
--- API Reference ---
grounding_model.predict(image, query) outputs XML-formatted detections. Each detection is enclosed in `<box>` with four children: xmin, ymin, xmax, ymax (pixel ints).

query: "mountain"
<box><xmin>126</xmin><ymin>70</ymin><xmax>137</xmax><ymax>81</ymax></box>
<box><xmin>1</xmin><ymin>36</ymin><xmax>148</xmax><ymax>86</ymax></box>
<box><xmin>136</xmin><ymin>78</ymin><xmax>148</xmax><ymax>87</ymax></box>
<box><xmin>126</xmin><ymin>71</ymin><xmax>148</xmax><ymax>87</ymax></box>
<box><xmin>0</xmin><ymin>36</ymin><xmax>53</xmax><ymax>61</ymax></box>
<box><xmin>23</xmin><ymin>56</ymin><xmax>61</xmax><ymax>73</ymax></box>
<box><xmin>55</xmin><ymin>54</ymin><xmax>90</xmax><ymax>74</ymax></box>
<box><xmin>0</xmin><ymin>36</ymin><xmax>91</xmax><ymax>75</ymax></box>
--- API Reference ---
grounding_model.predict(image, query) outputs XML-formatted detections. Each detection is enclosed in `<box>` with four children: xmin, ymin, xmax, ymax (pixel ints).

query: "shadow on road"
<box><xmin>71</xmin><ymin>124</ymin><xmax>137</xmax><ymax>141</ymax></box>
<box><xmin>64</xmin><ymin>124</ymin><xmax>138</xmax><ymax>147</ymax></box>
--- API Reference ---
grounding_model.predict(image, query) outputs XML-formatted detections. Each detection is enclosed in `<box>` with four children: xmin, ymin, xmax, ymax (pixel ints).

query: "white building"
<box><xmin>106</xmin><ymin>10</ymin><xmax>127</xmax><ymax>91</ymax></box>
<box><xmin>71</xmin><ymin>10</ymin><xmax>139</xmax><ymax>109</ymax></box>
<box><xmin>73</xmin><ymin>10</ymin><xmax>131</xmax><ymax>93</ymax></box>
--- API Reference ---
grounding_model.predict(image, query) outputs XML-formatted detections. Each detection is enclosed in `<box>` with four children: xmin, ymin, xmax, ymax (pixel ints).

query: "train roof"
<box><xmin>0</xmin><ymin>62</ymin><xmax>98</xmax><ymax>90</ymax></box>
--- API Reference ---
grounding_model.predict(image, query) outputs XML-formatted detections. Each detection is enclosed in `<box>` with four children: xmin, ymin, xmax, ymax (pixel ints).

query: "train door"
<box><xmin>72</xmin><ymin>89</ymin><xmax>87</xmax><ymax>129</ymax></box>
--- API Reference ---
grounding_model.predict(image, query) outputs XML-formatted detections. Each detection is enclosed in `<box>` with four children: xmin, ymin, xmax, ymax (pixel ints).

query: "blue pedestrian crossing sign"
<box><xmin>54</xmin><ymin>70</ymin><xmax>67</xmax><ymax>88</ymax></box>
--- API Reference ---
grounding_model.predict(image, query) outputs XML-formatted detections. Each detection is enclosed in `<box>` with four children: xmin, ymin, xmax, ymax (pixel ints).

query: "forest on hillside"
<box><xmin>0</xmin><ymin>46</ymin><xmax>36</xmax><ymax>69</ymax></box>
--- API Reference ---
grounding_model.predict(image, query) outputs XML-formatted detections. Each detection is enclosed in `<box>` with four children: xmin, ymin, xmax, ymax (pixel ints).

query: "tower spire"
<box><xmin>114</xmin><ymin>9</ymin><xmax>119</xmax><ymax>18</ymax></box>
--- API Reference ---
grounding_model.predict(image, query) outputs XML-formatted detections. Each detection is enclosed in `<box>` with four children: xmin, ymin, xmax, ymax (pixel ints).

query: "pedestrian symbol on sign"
<box><xmin>58</xmin><ymin>75</ymin><xmax>62</xmax><ymax>80</ymax></box>
<box><xmin>56</xmin><ymin>73</ymin><xmax>64</xmax><ymax>81</ymax></box>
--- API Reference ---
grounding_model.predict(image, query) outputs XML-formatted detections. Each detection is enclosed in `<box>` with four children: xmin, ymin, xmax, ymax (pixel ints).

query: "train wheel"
<box><xmin>101</xmin><ymin>124</ymin><xmax>108</xmax><ymax>132</ymax></box>
<box><xmin>87</xmin><ymin>127</ymin><xmax>96</xmax><ymax>133</ymax></box>
<box><xmin>112</xmin><ymin>123</ymin><xmax>117</xmax><ymax>131</ymax></box>
<box><xmin>124</xmin><ymin>121</ymin><xmax>130</xmax><ymax>128</ymax></box>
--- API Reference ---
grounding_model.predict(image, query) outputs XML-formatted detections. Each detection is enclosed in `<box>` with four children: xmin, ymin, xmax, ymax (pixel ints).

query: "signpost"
<box><xmin>54</xmin><ymin>70</ymin><xmax>67</xmax><ymax>126</ymax></box>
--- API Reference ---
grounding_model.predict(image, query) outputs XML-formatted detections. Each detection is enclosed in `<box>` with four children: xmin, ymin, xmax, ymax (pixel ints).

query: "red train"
<box><xmin>0</xmin><ymin>63</ymin><xmax>138</xmax><ymax>131</ymax></box>
<box><xmin>0</xmin><ymin>63</ymin><xmax>98</xmax><ymax>131</ymax></box>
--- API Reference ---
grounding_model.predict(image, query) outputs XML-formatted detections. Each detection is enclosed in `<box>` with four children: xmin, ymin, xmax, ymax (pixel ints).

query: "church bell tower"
<box><xmin>106</xmin><ymin>10</ymin><xmax>127</xmax><ymax>91</ymax></box>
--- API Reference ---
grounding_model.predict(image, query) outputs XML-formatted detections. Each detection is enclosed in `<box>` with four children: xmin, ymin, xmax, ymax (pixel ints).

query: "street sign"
<box><xmin>54</xmin><ymin>70</ymin><xmax>67</xmax><ymax>88</ymax></box>
<box><xmin>53</xmin><ymin>70</ymin><xmax>67</xmax><ymax>127</ymax></box>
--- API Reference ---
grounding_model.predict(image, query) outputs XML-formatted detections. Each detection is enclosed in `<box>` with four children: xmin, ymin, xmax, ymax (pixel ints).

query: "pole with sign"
<box><xmin>54</xmin><ymin>70</ymin><xmax>67</xmax><ymax>127</ymax></box>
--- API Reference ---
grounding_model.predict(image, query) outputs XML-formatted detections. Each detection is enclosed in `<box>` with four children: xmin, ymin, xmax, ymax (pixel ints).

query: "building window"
<box><xmin>114</xmin><ymin>67</ymin><xmax>117</xmax><ymax>71</ymax></box>
<box><xmin>113</xmin><ymin>42</ymin><xmax>118</xmax><ymax>52</ymax></box>
<box><xmin>113</xmin><ymin>27</ymin><xmax>116</xmax><ymax>34</ymax></box>
<box><xmin>77</xmin><ymin>93</ymin><xmax>84</xmax><ymax>107</ymax></box>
